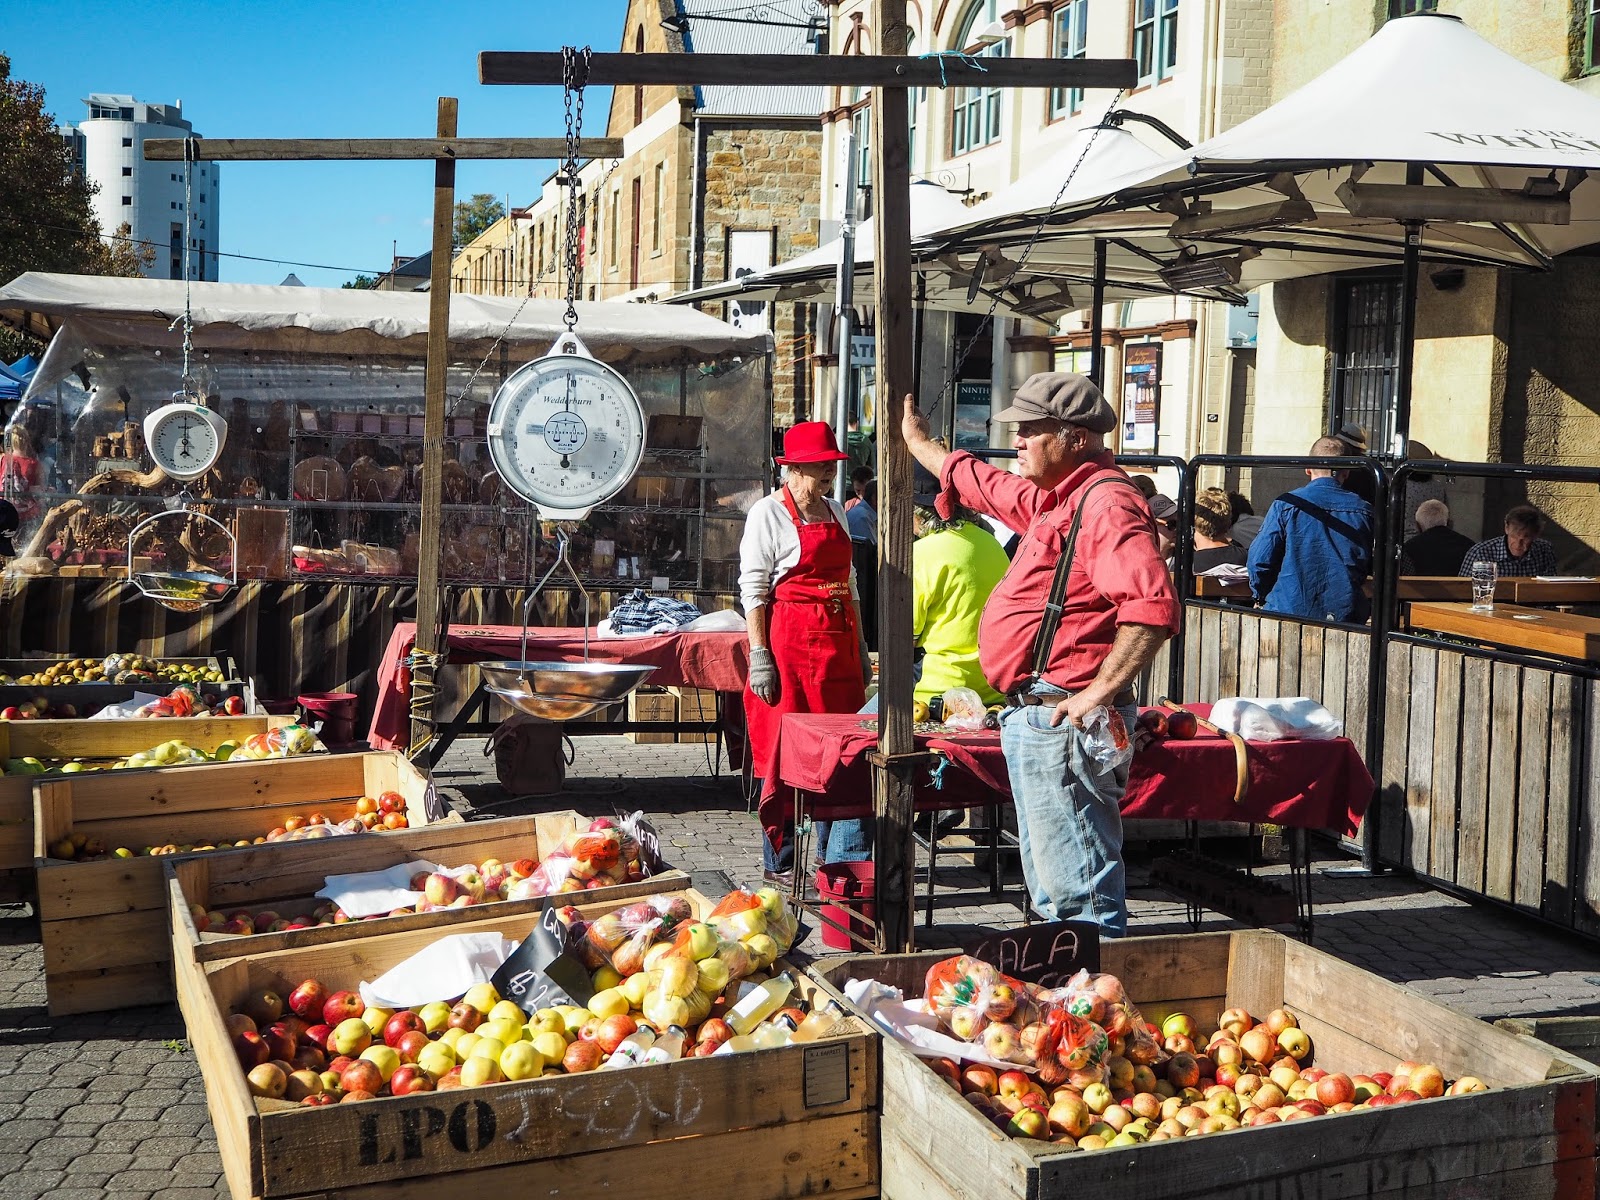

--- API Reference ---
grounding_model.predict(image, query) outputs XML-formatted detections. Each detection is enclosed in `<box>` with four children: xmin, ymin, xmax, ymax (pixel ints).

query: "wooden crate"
<box><xmin>667</xmin><ymin>685</ymin><xmax>717</xmax><ymax>744</ymax></box>
<box><xmin>176</xmin><ymin>893</ymin><xmax>879</xmax><ymax>1200</ymax></box>
<box><xmin>166</xmin><ymin>809</ymin><xmax>689</xmax><ymax>964</ymax></box>
<box><xmin>1497</xmin><ymin>1015</ymin><xmax>1600</xmax><ymax>1198</ymax></box>
<box><xmin>0</xmin><ymin>714</ymin><xmax>292</xmax><ymax>898</ymax></box>
<box><xmin>811</xmin><ymin>930</ymin><xmax>1599</xmax><ymax>1200</ymax></box>
<box><xmin>32</xmin><ymin>751</ymin><xmax>436</xmax><ymax>1016</ymax></box>
<box><xmin>627</xmin><ymin>688</ymin><xmax>677</xmax><ymax>744</ymax></box>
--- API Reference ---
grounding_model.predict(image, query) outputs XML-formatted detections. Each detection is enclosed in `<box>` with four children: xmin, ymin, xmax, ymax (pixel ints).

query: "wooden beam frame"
<box><xmin>144</xmin><ymin>137</ymin><xmax>623</xmax><ymax>161</ymax></box>
<box><xmin>480</xmin><ymin>51</ymin><xmax>1135</xmax><ymax>90</ymax></box>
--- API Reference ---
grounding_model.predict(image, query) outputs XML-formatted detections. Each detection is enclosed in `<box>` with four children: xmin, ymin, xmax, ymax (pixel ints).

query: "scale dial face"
<box><xmin>143</xmin><ymin>402</ymin><xmax>227</xmax><ymax>482</ymax></box>
<box><xmin>486</xmin><ymin>345</ymin><xmax>645</xmax><ymax>521</ymax></box>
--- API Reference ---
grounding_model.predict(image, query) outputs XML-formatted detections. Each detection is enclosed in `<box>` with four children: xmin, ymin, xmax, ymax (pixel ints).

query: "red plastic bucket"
<box><xmin>297</xmin><ymin>691</ymin><xmax>359</xmax><ymax>744</ymax></box>
<box><xmin>259</xmin><ymin>698</ymin><xmax>300</xmax><ymax>716</ymax></box>
<box><xmin>815</xmin><ymin>861</ymin><xmax>876</xmax><ymax>950</ymax></box>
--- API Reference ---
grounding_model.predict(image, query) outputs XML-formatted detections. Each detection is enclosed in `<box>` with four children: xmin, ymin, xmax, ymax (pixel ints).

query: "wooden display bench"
<box><xmin>32</xmin><ymin>751</ymin><xmax>434</xmax><ymax>1016</ymax></box>
<box><xmin>0</xmin><ymin>713</ymin><xmax>292</xmax><ymax>905</ymax></box>
<box><xmin>811</xmin><ymin>930</ymin><xmax>1598</xmax><ymax>1200</ymax></box>
<box><xmin>175</xmin><ymin>890</ymin><xmax>879</xmax><ymax>1200</ymax></box>
<box><xmin>165</xmin><ymin>809</ymin><xmax>688</xmax><ymax>964</ymax></box>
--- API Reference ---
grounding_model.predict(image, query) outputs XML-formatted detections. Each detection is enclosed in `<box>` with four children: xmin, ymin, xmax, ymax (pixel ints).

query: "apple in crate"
<box><xmin>383</xmin><ymin>1011</ymin><xmax>426</xmax><ymax>1047</ymax></box>
<box><xmin>330</xmin><ymin>1019</ymin><xmax>373</xmax><ymax>1056</ymax></box>
<box><xmin>247</xmin><ymin>1063</ymin><xmax>288</xmax><ymax>1100</ymax></box>
<box><xmin>233</xmin><ymin>1030</ymin><xmax>270</xmax><ymax>1070</ymax></box>
<box><xmin>322</xmin><ymin>991</ymin><xmax>364</xmax><ymax>1026</ymax></box>
<box><xmin>390</xmin><ymin>1064</ymin><xmax>434</xmax><ymax>1095</ymax></box>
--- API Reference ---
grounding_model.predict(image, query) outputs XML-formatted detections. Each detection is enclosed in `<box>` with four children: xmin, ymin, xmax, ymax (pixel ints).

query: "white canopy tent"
<box><xmin>927</xmin><ymin>12</ymin><xmax>1600</xmax><ymax>450</ymax></box>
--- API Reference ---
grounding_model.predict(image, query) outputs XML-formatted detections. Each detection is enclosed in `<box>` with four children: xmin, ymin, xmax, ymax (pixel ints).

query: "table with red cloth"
<box><xmin>768</xmin><ymin>705</ymin><xmax>1372</xmax><ymax>835</ymax></box>
<box><xmin>368</xmin><ymin>621</ymin><xmax>749</xmax><ymax>752</ymax></box>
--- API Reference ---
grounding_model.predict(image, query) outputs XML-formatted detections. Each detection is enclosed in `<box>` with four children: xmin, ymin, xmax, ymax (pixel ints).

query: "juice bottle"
<box><xmin>753</xmin><ymin>1014</ymin><xmax>797</xmax><ymax>1049</ymax></box>
<box><xmin>601</xmin><ymin>1025</ymin><xmax>656</xmax><ymax>1069</ymax></box>
<box><xmin>791</xmin><ymin>999</ymin><xmax>846</xmax><ymax>1043</ymax></box>
<box><xmin>642</xmin><ymin>1025</ymin><xmax>687</xmax><ymax>1064</ymax></box>
<box><xmin>727</xmin><ymin>975</ymin><xmax>794</xmax><ymax>1036</ymax></box>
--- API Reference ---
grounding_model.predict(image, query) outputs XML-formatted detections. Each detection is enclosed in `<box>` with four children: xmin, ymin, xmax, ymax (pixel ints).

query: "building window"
<box><xmin>633</xmin><ymin>26</ymin><xmax>645</xmax><ymax>126</ymax></box>
<box><xmin>609</xmin><ymin>189</ymin><xmax>620</xmax><ymax>268</ymax></box>
<box><xmin>121</xmin><ymin>196</ymin><xmax>132</xmax><ymax>205</ymax></box>
<box><xmin>121</xmin><ymin>166</ymin><xmax>133</xmax><ymax>176</ymax></box>
<box><xmin>906</xmin><ymin>33</ymin><xmax>924</xmax><ymax>174</ymax></box>
<box><xmin>1051</xmin><ymin>1</ymin><xmax>1090</xmax><ymax>117</ymax></box>
<box><xmin>1388</xmin><ymin>0</ymin><xmax>1437</xmax><ymax>15</ymax></box>
<box><xmin>121</xmin><ymin>136</ymin><xmax>132</xmax><ymax>147</ymax></box>
<box><xmin>850</xmin><ymin>89</ymin><xmax>872</xmax><ymax>185</ymax></box>
<box><xmin>1134</xmin><ymin>0</ymin><xmax>1179</xmax><ymax>85</ymax></box>
<box><xmin>1331</xmin><ymin>274</ymin><xmax>1401</xmax><ymax>454</ymax></box>
<box><xmin>652</xmin><ymin>161</ymin><xmax>665</xmax><ymax>253</ymax></box>
<box><xmin>199</xmin><ymin>194</ymin><xmax>205</xmax><ymax>203</ymax></box>
<box><xmin>950</xmin><ymin>2</ymin><xmax>1006</xmax><ymax>155</ymax></box>
<box><xmin>1586</xmin><ymin>0</ymin><xmax>1600</xmax><ymax>73</ymax></box>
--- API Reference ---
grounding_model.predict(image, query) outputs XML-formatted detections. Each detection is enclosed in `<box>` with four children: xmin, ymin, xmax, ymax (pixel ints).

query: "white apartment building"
<box><xmin>820</xmin><ymin>0</ymin><xmax>1271</xmax><ymax>469</ymax></box>
<box><xmin>58</xmin><ymin>95</ymin><xmax>220</xmax><ymax>282</ymax></box>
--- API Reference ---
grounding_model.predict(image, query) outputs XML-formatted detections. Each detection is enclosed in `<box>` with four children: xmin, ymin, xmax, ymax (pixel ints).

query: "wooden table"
<box><xmin>1407</xmin><ymin>601</ymin><xmax>1600</xmax><ymax>661</ymax></box>
<box><xmin>1193</xmin><ymin>575</ymin><xmax>1253</xmax><ymax>600</ymax></box>
<box><xmin>1397</xmin><ymin>576</ymin><xmax>1600</xmax><ymax>605</ymax></box>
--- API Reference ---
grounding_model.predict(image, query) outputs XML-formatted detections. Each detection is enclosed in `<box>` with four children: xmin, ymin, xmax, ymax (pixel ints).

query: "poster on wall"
<box><xmin>1122</xmin><ymin>342</ymin><xmax>1161</xmax><ymax>452</ymax></box>
<box><xmin>725</xmin><ymin>229</ymin><xmax>775</xmax><ymax>334</ymax></box>
<box><xmin>955</xmin><ymin>380</ymin><xmax>992</xmax><ymax>452</ymax></box>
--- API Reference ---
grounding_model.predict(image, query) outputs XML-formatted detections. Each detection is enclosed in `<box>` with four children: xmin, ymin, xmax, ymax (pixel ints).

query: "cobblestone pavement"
<box><xmin>3</xmin><ymin>733</ymin><xmax>1599</xmax><ymax>1198</ymax></box>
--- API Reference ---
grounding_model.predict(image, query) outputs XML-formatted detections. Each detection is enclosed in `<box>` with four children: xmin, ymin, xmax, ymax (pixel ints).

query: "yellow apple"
<box><xmin>500</xmin><ymin>1041</ymin><xmax>544</xmax><ymax>1081</ymax></box>
<box><xmin>359</xmin><ymin>1044</ymin><xmax>401</xmax><ymax>1084</ymax></box>
<box><xmin>469</xmin><ymin>1036</ymin><xmax>506</xmax><ymax>1062</ymax></box>
<box><xmin>417</xmin><ymin>1041</ymin><xmax>456</xmax><ymax>1079</ymax></box>
<box><xmin>488</xmin><ymin>1000</ymin><xmax>526</xmax><ymax>1026</ymax></box>
<box><xmin>589</xmin><ymin>988</ymin><xmax>630</xmax><ymax>1019</ymax></box>
<box><xmin>438</xmin><ymin>1027</ymin><xmax>467</xmax><ymax>1050</ymax></box>
<box><xmin>592</xmin><ymin>965</ymin><xmax>623</xmax><ymax>992</ymax></box>
<box><xmin>361</xmin><ymin>1007</ymin><xmax>394</xmax><ymax>1036</ymax></box>
<box><xmin>621</xmin><ymin>973</ymin><xmax>652</xmax><ymax>1008</ymax></box>
<box><xmin>695</xmin><ymin>956</ymin><xmax>730</xmax><ymax>995</ymax></box>
<box><xmin>528</xmin><ymin>1009</ymin><xmax>566</xmax><ymax>1036</ymax></box>
<box><xmin>558</xmin><ymin>1005</ymin><xmax>589</xmax><ymax>1034</ymax></box>
<box><xmin>417</xmin><ymin>1001</ymin><xmax>452</xmax><ymax>1034</ymax></box>
<box><xmin>462</xmin><ymin>983</ymin><xmax>501</xmax><ymax>1015</ymax></box>
<box><xmin>483</xmin><ymin>1018</ymin><xmax>524</xmax><ymax>1047</ymax></box>
<box><xmin>459</xmin><ymin>1055</ymin><xmax>503</xmax><ymax>1087</ymax></box>
<box><xmin>531</xmin><ymin>1031</ymin><xmax>570</xmax><ymax>1063</ymax></box>
<box><xmin>454</xmin><ymin>1032</ymin><xmax>482</xmax><ymax>1061</ymax></box>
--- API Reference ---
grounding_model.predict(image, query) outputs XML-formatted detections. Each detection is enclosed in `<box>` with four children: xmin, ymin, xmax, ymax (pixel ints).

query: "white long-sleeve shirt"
<box><xmin>738</xmin><ymin>491</ymin><xmax>860</xmax><ymax>614</ymax></box>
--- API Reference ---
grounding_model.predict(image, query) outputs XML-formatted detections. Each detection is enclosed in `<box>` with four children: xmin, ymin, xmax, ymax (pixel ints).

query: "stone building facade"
<box><xmin>1247</xmin><ymin>2</ymin><xmax>1600</xmax><ymax>566</ymax></box>
<box><xmin>450</xmin><ymin>0</ymin><xmax>825</xmax><ymax>427</ymax></box>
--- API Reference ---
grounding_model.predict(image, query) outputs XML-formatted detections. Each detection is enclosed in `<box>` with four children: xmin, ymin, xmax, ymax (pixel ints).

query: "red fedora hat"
<box><xmin>775</xmin><ymin>421</ymin><xmax>849</xmax><ymax>466</ymax></box>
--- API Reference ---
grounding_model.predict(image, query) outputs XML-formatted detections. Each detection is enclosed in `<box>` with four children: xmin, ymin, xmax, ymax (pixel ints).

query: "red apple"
<box><xmin>962</xmin><ymin>1063</ymin><xmax>999</xmax><ymax>1096</ymax></box>
<box><xmin>435</xmin><ymin>1067</ymin><xmax>465</xmax><ymax>1091</ymax></box>
<box><xmin>323</xmin><ymin>991</ymin><xmax>364</xmax><ymax>1026</ymax></box>
<box><xmin>224</xmin><ymin>1013</ymin><xmax>257</xmax><ymax>1039</ymax></box>
<box><xmin>595</xmin><ymin>1014</ymin><xmax>638</xmax><ymax>1055</ymax></box>
<box><xmin>1371</xmin><ymin>1072</ymin><xmax>1393</xmax><ymax>1090</ymax></box>
<box><xmin>394</xmin><ymin>1030</ymin><xmax>432</xmax><ymax>1064</ymax></box>
<box><xmin>1409</xmin><ymin>1064</ymin><xmax>1445</xmax><ymax>1098</ymax></box>
<box><xmin>290</xmin><ymin>1045</ymin><xmax>326</xmax><ymax>1072</ymax></box>
<box><xmin>695</xmin><ymin>1018</ymin><xmax>734</xmax><ymax>1050</ymax></box>
<box><xmin>340</xmin><ymin>1090</ymin><xmax>377</xmax><ymax>1103</ymax></box>
<box><xmin>1395</xmin><ymin>1089</ymin><xmax>1423</xmax><ymax>1103</ymax></box>
<box><xmin>925</xmin><ymin>1057</ymin><xmax>962</xmax><ymax>1089</ymax></box>
<box><xmin>302</xmin><ymin>1023</ymin><xmax>333</xmax><ymax>1051</ymax></box>
<box><xmin>389</xmin><ymin>1064</ymin><xmax>435</xmax><ymax>1096</ymax></box>
<box><xmin>446</xmin><ymin>1001</ymin><xmax>483</xmax><ymax>1032</ymax></box>
<box><xmin>563</xmin><ymin>1040</ymin><xmax>603</xmax><ymax>1073</ymax></box>
<box><xmin>262</xmin><ymin>1022</ymin><xmax>298</xmax><ymax>1061</ymax></box>
<box><xmin>287</xmin><ymin>979</ymin><xmax>328</xmax><ymax>1021</ymax></box>
<box><xmin>1366</xmin><ymin>1093</ymin><xmax>1400</xmax><ymax>1107</ymax></box>
<box><xmin>327</xmin><ymin>1055</ymin><xmax>355</xmax><ymax>1077</ymax></box>
<box><xmin>1294</xmin><ymin>1099</ymin><xmax>1327</xmax><ymax>1116</ymax></box>
<box><xmin>378</xmin><ymin>790</ymin><xmax>407</xmax><ymax>814</ymax></box>
<box><xmin>339</xmin><ymin>1060</ymin><xmax>384</xmax><ymax>1096</ymax></box>
<box><xmin>1007</xmin><ymin>1108</ymin><xmax>1048</xmax><ymax>1139</ymax></box>
<box><xmin>1166</xmin><ymin>1053</ymin><xmax>1200</xmax><ymax>1090</ymax></box>
<box><xmin>233</xmin><ymin>1030</ymin><xmax>270</xmax><ymax>1070</ymax></box>
<box><xmin>508</xmin><ymin>858</ymin><xmax>537</xmax><ymax>879</ymax></box>
<box><xmin>383</xmin><ymin>1010</ymin><xmax>427</xmax><ymax>1047</ymax></box>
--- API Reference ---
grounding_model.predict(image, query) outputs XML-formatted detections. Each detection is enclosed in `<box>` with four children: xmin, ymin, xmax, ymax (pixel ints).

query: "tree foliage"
<box><xmin>342</xmin><ymin>274</ymin><xmax>379</xmax><ymax>290</ymax></box>
<box><xmin>0</xmin><ymin>54</ymin><xmax>144</xmax><ymax>358</ymax></box>
<box><xmin>453</xmin><ymin>193</ymin><xmax>506</xmax><ymax>251</ymax></box>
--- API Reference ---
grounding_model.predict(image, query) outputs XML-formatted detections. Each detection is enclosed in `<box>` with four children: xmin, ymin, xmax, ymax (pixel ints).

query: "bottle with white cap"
<box><xmin>642</xmin><ymin>1025</ymin><xmax>687</xmax><ymax>1065</ymax></box>
<box><xmin>601</xmin><ymin>1025</ymin><xmax>657</xmax><ymax>1069</ymax></box>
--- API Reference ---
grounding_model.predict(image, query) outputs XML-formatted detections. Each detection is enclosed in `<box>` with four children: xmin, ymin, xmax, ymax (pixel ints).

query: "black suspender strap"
<box><xmin>1029</xmin><ymin>475</ymin><xmax>1146</xmax><ymax>681</ymax></box>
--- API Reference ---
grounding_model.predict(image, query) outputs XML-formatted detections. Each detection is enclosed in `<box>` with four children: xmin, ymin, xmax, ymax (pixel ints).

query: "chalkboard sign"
<box><xmin>957</xmin><ymin>920</ymin><xmax>1099</xmax><ymax>988</ymax></box>
<box><xmin>622</xmin><ymin>811</ymin><xmax>664</xmax><ymax>875</ymax></box>
<box><xmin>490</xmin><ymin>901</ymin><xmax>596</xmax><ymax>1014</ymax></box>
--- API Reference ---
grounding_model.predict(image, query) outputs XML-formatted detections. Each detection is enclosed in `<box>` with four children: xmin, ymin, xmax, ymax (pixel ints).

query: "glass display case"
<box><xmin>3</xmin><ymin>332</ymin><xmax>769</xmax><ymax>596</ymax></box>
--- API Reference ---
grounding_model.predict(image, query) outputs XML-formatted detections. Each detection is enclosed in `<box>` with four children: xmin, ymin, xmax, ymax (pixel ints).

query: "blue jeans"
<box><xmin>811</xmin><ymin>818</ymin><xmax>873</xmax><ymax>864</ymax></box>
<box><xmin>998</xmin><ymin>685</ymin><xmax>1136</xmax><ymax>936</ymax></box>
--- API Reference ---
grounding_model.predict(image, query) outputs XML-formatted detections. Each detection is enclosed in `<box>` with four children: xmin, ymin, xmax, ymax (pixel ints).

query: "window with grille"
<box><xmin>1051</xmin><ymin>0</ymin><xmax>1090</xmax><ymax>117</ymax></box>
<box><xmin>1134</xmin><ymin>0</ymin><xmax>1179</xmax><ymax>86</ymax></box>
<box><xmin>1387</xmin><ymin>0</ymin><xmax>1437</xmax><ymax>16</ymax></box>
<box><xmin>1587</xmin><ymin>0</ymin><xmax>1600</xmax><ymax>73</ymax></box>
<box><xmin>1330</xmin><ymin>275</ymin><xmax>1401</xmax><ymax>452</ymax></box>
<box><xmin>951</xmin><ymin>1</ymin><xmax>1006</xmax><ymax>155</ymax></box>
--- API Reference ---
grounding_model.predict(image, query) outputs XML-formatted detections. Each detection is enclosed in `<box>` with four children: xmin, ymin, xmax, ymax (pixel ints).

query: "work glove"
<box><xmin>749</xmin><ymin>647</ymin><xmax>780</xmax><ymax>705</ymax></box>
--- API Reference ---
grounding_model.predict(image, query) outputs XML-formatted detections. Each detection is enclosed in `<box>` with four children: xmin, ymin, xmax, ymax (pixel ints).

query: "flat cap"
<box><xmin>993</xmin><ymin>372</ymin><xmax>1116</xmax><ymax>434</ymax></box>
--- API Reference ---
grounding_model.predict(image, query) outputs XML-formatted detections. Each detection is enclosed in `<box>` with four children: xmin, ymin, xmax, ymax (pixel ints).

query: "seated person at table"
<box><xmin>1460</xmin><ymin>504</ymin><xmax>1558</xmax><ymax>578</ymax></box>
<box><xmin>1190</xmin><ymin>487</ymin><xmax>1247</xmax><ymax>574</ymax></box>
<box><xmin>1229</xmin><ymin>492</ymin><xmax>1263</xmax><ymax>550</ymax></box>
<box><xmin>1247</xmin><ymin>437</ymin><xmax>1374</xmax><ymax>623</ymax></box>
<box><xmin>1400</xmin><ymin>499</ymin><xmax>1474</xmax><ymax>576</ymax></box>
<box><xmin>1148</xmin><ymin>494</ymin><xmax>1179</xmax><ymax>567</ymax></box>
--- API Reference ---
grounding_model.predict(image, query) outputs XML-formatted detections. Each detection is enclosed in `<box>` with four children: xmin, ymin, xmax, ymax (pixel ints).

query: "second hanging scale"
<box><xmin>477</xmin><ymin>47</ymin><xmax>657</xmax><ymax>721</ymax></box>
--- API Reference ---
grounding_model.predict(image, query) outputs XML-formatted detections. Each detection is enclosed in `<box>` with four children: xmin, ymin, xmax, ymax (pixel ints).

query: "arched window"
<box><xmin>633</xmin><ymin>26</ymin><xmax>645</xmax><ymax>126</ymax></box>
<box><xmin>950</xmin><ymin>0</ymin><xmax>1006</xmax><ymax>155</ymax></box>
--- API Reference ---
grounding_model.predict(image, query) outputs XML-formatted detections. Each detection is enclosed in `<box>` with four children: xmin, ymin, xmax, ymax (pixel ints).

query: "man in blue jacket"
<box><xmin>1247</xmin><ymin>437</ymin><xmax>1374</xmax><ymax>622</ymax></box>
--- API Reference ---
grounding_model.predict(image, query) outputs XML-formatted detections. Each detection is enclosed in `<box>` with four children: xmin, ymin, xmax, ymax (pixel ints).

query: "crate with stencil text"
<box><xmin>178</xmin><ymin>889</ymin><xmax>880</xmax><ymax>1200</ymax></box>
<box><xmin>33</xmin><ymin>750</ymin><xmax>435</xmax><ymax>1016</ymax></box>
<box><xmin>668</xmin><ymin>686</ymin><xmax>718</xmax><ymax>744</ymax></box>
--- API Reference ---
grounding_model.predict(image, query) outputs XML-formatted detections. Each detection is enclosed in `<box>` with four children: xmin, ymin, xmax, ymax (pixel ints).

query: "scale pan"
<box><xmin>479</xmin><ymin>660</ymin><xmax>657</xmax><ymax>722</ymax></box>
<box><xmin>133</xmin><ymin>570</ymin><xmax>235</xmax><ymax>613</ymax></box>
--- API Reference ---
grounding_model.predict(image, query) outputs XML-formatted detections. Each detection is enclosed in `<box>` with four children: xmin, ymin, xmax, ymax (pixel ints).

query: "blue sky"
<box><xmin>6</xmin><ymin>0</ymin><xmax>630</xmax><ymax>285</ymax></box>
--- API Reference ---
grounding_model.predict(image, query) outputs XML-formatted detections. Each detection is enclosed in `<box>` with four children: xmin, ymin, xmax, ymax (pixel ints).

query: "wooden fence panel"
<box><xmin>1514</xmin><ymin>669</ymin><xmax>1551</xmax><ymax>915</ymax></box>
<box><xmin>1277</xmin><ymin>620</ymin><xmax>1301</xmax><ymax>698</ymax></box>
<box><xmin>1378</xmin><ymin>647</ymin><xmax>1413</xmax><ymax>868</ymax></box>
<box><xmin>1484</xmin><ymin>661</ymin><xmax>1522</xmax><ymax>904</ymax></box>
<box><xmin>1199</xmin><ymin>607</ymin><xmax>1221</xmax><ymax>705</ymax></box>
<box><xmin>1456</xmin><ymin>656</ymin><xmax>1493</xmax><ymax>896</ymax></box>
<box><xmin>1256</xmin><ymin>617</ymin><xmax>1280</xmax><ymax>697</ymax></box>
<box><xmin>1402</xmin><ymin>645</ymin><xmax>1438</xmax><ymax>876</ymax></box>
<box><xmin>1429</xmin><ymin>650</ymin><xmax>1464</xmax><ymax>883</ymax></box>
<box><xmin>1545</xmin><ymin>674</ymin><xmax>1579</xmax><ymax>927</ymax></box>
<box><xmin>1578</xmin><ymin>679</ymin><xmax>1600</xmax><ymax>938</ymax></box>
<box><xmin>1218</xmin><ymin>609</ymin><xmax>1240</xmax><ymax>697</ymax></box>
<box><xmin>1344</xmin><ymin>629</ymin><xmax>1369</xmax><ymax>762</ymax></box>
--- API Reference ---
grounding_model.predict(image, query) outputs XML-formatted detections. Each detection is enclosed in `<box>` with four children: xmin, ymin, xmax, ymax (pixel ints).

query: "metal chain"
<box><xmin>562</xmin><ymin>46</ymin><xmax>591</xmax><ymax>330</ymax></box>
<box><xmin>936</xmin><ymin>91</ymin><xmax>1128</xmax><ymax>403</ymax></box>
<box><xmin>166</xmin><ymin>136</ymin><xmax>199</xmax><ymax>402</ymax></box>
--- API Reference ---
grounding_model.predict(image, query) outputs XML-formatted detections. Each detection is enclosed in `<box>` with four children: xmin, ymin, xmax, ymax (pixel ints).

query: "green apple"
<box><xmin>330</xmin><ymin>1018</ymin><xmax>373</xmax><ymax>1056</ymax></box>
<box><xmin>417</xmin><ymin>1001</ymin><xmax>452</xmax><ymax>1034</ymax></box>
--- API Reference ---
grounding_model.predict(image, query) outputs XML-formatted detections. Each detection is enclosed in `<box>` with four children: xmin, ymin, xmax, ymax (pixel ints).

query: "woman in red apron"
<box><xmin>740</xmin><ymin>422</ymin><xmax>868</xmax><ymax>884</ymax></box>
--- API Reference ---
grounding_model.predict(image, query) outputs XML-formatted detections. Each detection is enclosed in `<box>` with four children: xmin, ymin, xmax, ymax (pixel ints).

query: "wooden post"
<box><xmin>871</xmin><ymin>0</ymin><xmax>916</xmax><ymax>952</ymax></box>
<box><xmin>409</xmin><ymin>97</ymin><xmax>459</xmax><ymax>759</ymax></box>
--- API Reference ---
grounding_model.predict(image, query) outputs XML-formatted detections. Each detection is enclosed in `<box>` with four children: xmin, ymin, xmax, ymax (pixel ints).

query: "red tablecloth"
<box><xmin>772</xmin><ymin>706</ymin><xmax>1373</xmax><ymax>835</ymax></box>
<box><xmin>368</xmin><ymin>622</ymin><xmax>750</xmax><ymax>750</ymax></box>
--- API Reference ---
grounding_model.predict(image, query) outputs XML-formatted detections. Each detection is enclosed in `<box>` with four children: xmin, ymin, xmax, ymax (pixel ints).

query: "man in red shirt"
<box><xmin>901</xmin><ymin>375</ymin><xmax>1178</xmax><ymax>934</ymax></box>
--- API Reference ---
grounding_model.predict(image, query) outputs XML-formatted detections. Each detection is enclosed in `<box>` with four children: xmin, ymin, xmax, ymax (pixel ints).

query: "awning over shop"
<box><xmin>0</xmin><ymin>273</ymin><xmax>771</xmax><ymax>365</ymax></box>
